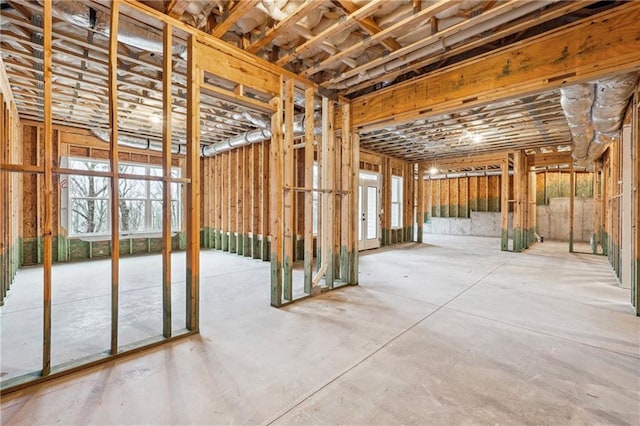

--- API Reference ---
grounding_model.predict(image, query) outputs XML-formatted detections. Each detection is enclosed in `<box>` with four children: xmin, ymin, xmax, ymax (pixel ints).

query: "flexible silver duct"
<box><xmin>230</xmin><ymin>111</ymin><xmax>270</xmax><ymax>129</ymax></box>
<box><xmin>560</xmin><ymin>73</ymin><xmax>638</xmax><ymax>163</ymax></box>
<box><xmin>92</xmin><ymin>129</ymin><xmax>183</xmax><ymax>155</ymax></box>
<box><xmin>559</xmin><ymin>83</ymin><xmax>594</xmax><ymax>161</ymax></box>
<box><xmin>202</xmin><ymin>113</ymin><xmax>320</xmax><ymax>157</ymax></box>
<box><xmin>588</xmin><ymin>74</ymin><xmax>639</xmax><ymax>159</ymax></box>
<box><xmin>41</xmin><ymin>0</ymin><xmax>187</xmax><ymax>58</ymax></box>
<box><xmin>331</xmin><ymin>0</ymin><xmax>559</xmax><ymax>89</ymax></box>
<box><xmin>427</xmin><ymin>170</ymin><xmax>513</xmax><ymax>180</ymax></box>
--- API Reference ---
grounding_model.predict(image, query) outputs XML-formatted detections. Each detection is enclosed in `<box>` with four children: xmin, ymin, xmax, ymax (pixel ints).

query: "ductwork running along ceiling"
<box><xmin>0</xmin><ymin>0</ymin><xmax>632</xmax><ymax>161</ymax></box>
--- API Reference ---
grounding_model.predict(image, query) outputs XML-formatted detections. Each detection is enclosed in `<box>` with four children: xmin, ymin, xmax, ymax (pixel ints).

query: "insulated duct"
<box><xmin>92</xmin><ymin>129</ymin><xmax>183</xmax><ymax>155</ymax></box>
<box><xmin>560</xmin><ymin>73</ymin><xmax>638</xmax><ymax>164</ymax></box>
<box><xmin>589</xmin><ymin>74</ymin><xmax>639</xmax><ymax>159</ymax></box>
<box><xmin>331</xmin><ymin>0</ymin><xmax>559</xmax><ymax>89</ymax></box>
<box><xmin>559</xmin><ymin>83</ymin><xmax>594</xmax><ymax>161</ymax></box>
<box><xmin>40</xmin><ymin>0</ymin><xmax>187</xmax><ymax>58</ymax></box>
<box><xmin>202</xmin><ymin>112</ymin><xmax>320</xmax><ymax>157</ymax></box>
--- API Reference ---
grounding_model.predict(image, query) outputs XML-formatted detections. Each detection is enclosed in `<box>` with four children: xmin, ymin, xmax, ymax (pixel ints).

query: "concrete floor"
<box><xmin>1</xmin><ymin>235</ymin><xmax>639</xmax><ymax>425</ymax></box>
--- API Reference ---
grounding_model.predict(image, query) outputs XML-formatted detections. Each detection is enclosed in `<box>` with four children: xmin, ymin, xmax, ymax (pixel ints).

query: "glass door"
<box><xmin>359</xmin><ymin>172</ymin><xmax>381</xmax><ymax>250</ymax></box>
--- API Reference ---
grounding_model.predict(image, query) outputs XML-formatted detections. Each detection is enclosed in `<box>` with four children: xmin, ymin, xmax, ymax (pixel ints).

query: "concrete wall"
<box><xmin>424</xmin><ymin>211</ymin><xmax>513</xmax><ymax>238</ymax></box>
<box><xmin>536</xmin><ymin>197</ymin><xmax>593</xmax><ymax>242</ymax></box>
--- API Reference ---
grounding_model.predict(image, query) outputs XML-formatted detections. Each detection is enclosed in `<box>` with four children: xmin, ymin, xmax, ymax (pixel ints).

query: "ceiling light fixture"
<box><xmin>430</xmin><ymin>167</ymin><xmax>439</xmax><ymax>175</ymax></box>
<box><xmin>150</xmin><ymin>115</ymin><xmax>160</xmax><ymax>124</ymax></box>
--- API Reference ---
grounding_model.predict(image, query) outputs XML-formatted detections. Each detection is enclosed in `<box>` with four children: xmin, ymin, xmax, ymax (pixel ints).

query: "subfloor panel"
<box><xmin>1</xmin><ymin>236</ymin><xmax>638</xmax><ymax>425</ymax></box>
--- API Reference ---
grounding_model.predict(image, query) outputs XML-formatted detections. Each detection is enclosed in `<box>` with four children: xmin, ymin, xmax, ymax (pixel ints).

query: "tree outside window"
<box><xmin>67</xmin><ymin>158</ymin><xmax>181</xmax><ymax>237</ymax></box>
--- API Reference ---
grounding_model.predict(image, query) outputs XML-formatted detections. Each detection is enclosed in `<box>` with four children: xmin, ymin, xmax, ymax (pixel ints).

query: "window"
<box><xmin>391</xmin><ymin>175</ymin><xmax>403</xmax><ymax>228</ymax></box>
<box><xmin>66</xmin><ymin>158</ymin><xmax>181</xmax><ymax>237</ymax></box>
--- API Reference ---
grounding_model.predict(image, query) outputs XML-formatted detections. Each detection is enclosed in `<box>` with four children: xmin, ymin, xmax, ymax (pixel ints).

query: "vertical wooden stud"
<box><xmin>501</xmin><ymin>155</ymin><xmax>510</xmax><ymax>251</ymax></box>
<box><xmin>243</xmin><ymin>146</ymin><xmax>251</xmax><ymax>257</ymax></box>
<box><xmin>283</xmin><ymin>79</ymin><xmax>294</xmax><ymax>301</ymax></box>
<box><xmin>303</xmin><ymin>87</ymin><xmax>314</xmax><ymax>293</ymax></box>
<box><xmin>41</xmin><ymin>0</ymin><xmax>54</xmax><ymax>373</ymax></box>
<box><xmin>633</xmin><ymin>87</ymin><xmax>639</xmax><ymax>315</ymax></box>
<box><xmin>107</xmin><ymin>0</ymin><xmax>120</xmax><ymax>355</ymax></box>
<box><xmin>350</xmin><ymin>131</ymin><xmax>360</xmax><ymax>284</ymax></box>
<box><xmin>161</xmin><ymin>22</ymin><xmax>172</xmax><ymax>338</ymax></box>
<box><xmin>325</xmin><ymin>98</ymin><xmax>335</xmax><ymax>288</ymax></box>
<box><xmin>185</xmin><ymin>35</ymin><xmax>200</xmax><ymax>330</ymax></box>
<box><xmin>417</xmin><ymin>164</ymin><xmax>424</xmax><ymax>243</ymax></box>
<box><xmin>340</xmin><ymin>102</ymin><xmax>351</xmax><ymax>281</ymax></box>
<box><xmin>251</xmin><ymin>143</ymin><xmax>260</xmax><ymax>258</ymax></box>
<box><xmin>270</xmin><ymin>87</ymin><xmax>283</xmax><ymax>306</ymax></box>
<box><xmin>261</xmin><ymin>140</ymin><xmax>270</xmax><ymax>261</ymax></box>
<box><xmin>569</xmin><ymin>162</ymin><xmax>575</xmax><ymax>253</ymax></box>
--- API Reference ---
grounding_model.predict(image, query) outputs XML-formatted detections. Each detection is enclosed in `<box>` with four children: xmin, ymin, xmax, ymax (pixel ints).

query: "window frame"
<box><xmin>65</xmin><ymin>157</ymin><xmax>182</xmax><ymax>238</ymax></box>
<box><xmin>390</xmin><ymin>175</ymin><xmax>403</xmax><ymax>229</ymax></box>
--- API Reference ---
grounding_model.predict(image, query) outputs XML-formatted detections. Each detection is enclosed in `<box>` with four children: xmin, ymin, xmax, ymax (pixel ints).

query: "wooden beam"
<box><xmin>305</xmin><ymin>0</ymin><xmax>455</xmax><ymax>77</ymax></box>
<box><xmin>41</xmin><ymin>0</ymin><xmax>53</xmax><ymax>376</ymax></box>
<box><xmin>246</xmin><ymin>0</ymin><xmax>318</xmax><ymax>54</ymax></box>
<box><xmin>335</xmin><ymin>0</ymin><xmax>401</xmax><ymax>52</ymax></box>
<box><xmin>340</xmin><ymin>1</ymin><xmax>598</xmax><ymax>96</ymax></box>
<box><xmin>211</xmin><ymin>0</ymin><xmax>260</xmax><ymax>38</ymax></box>
<box><xmin>166</xmin><ymin>0</ymin><xmax>188</xmax><ymax>18</ymax></box>
<box><xmin>351</xmin><ymin>2</ymin><xmax>640</xmax><ymax>129</ymax></box>
<box><xmin>275</xmin><ymin>0</ymin><xmax>386</xmax><ymax>67</ymax></box>
<box><xmin>121</xmin><ymin>0</ymin><xmax>323</xmax><ymax>91</ymax></box>
<box><xmin>162</xmin><ymin>22</ymin><xmax>172</xmax><ymax>338</ymax></box>
<box><xmin>419</xmin><ymin>152</ymin><xmax>505</xmax><ymax>171</ymax></box>
<box><xmin>185</xmin><ymin>35</ymin><xmax>200</xmax><ymax>331</ymax></box>
<box><xmin>528</xmin><ymin>152</ymin><xmax>573</xmax><ymax>167</ymax></box>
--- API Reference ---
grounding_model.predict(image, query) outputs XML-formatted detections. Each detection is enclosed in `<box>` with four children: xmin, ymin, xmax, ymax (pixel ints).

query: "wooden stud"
<box><xmin>222</xmin><ymin>151</ymin><xmax>229</xmax><ymax>251</ymax></box>
<box><xmin>303</xmin><ymin>87</ymin><xmax>314</xmax><ymax>293</ymax></box>
<box><xmin>417</xmin><ymin>165</ymin><xmax>424</xmax><ymax>242</ymax></box>
<box><xmin>283</xmin><ymin>79</ymin><xmax>294</xmax><ymax>301</ymax></box>
<box><xmin>270</xmin><ymin>88</ymin><xmax>283</xmax><ymax>306</ymax></box>
<box><xmin>229</xmin><ymin>149</ymin><xmax>237</xmax><ymax>253</ymax></box>
<box><xmin>633</xmin><ymin>86</ymin><xmax>639</xmax><ymax>314</ymax></box>
<box><xmin>514</xmin><ymin>150</ymin><xmax>524</xmax><ymax>252</ymax></box>
<box><xmin>501</xmin><ymin>155</ymin><xmax>509</xmax><ymax>251</ymax></box>
<box><xmin>326</xmin><ymin>98</ymin><xmax>335</xmax><ymax>288</ymax></box>
<box><xmin>107</xmin><ymin>1</ymin><xmax>120</xmax><ymax>355</ymax></box>
<box><xmin>340</xmin><ymin>102</ymin><xmax>352</xmax><ymax>280</ymax></box>
<box><xmin>185</xmin><ymin>35</ymin><xmax>200</xmax><ymax>331</ymax></box>
<box><xmin>161</xmin><ymin>22</ymin><xmax>172</xmax><ymax>338</ymax></box>
<box><xmin>251</xmin><ymin>143</ymin><xmax>260</xmax><ymax>258</ymax></box>
<box><xmin>350</xmin><ymin>131</ymin><xmax>360</xmax><ymax>284</ymax></box>
<box><xmin>243</xmin><ymin>146</ymin><xmax>251</xmax><ymax>257</ymax></box>
<box><xmin>261</xmin><ymin>140</ymin><xmax>270</xmax><ymax>261</ymax></box>
<box><xmin>569</xmin><ymin>161</ymin><xmax>575</xmax><ymax>253</ymax></box>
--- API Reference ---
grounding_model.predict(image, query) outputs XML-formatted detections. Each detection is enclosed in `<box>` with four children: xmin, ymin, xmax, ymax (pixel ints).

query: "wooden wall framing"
<box><xmin>0</xmin><ymin>58</ymin><xmax>22</xmax><ymax>307</ymax></box>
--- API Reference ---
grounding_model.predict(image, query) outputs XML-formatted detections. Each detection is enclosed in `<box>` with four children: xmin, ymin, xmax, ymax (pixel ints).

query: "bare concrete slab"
<box><xmin>1</xmin><ymin>235</ymin><xmax>638</xmax><ymax>425</ymax></box>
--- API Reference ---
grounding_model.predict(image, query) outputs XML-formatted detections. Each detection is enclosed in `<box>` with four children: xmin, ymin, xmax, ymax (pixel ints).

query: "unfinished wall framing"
<box><xmin>0</xmin><ymin>58</ymin><xmax>22</xmax><ymax>307</ymax></box>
